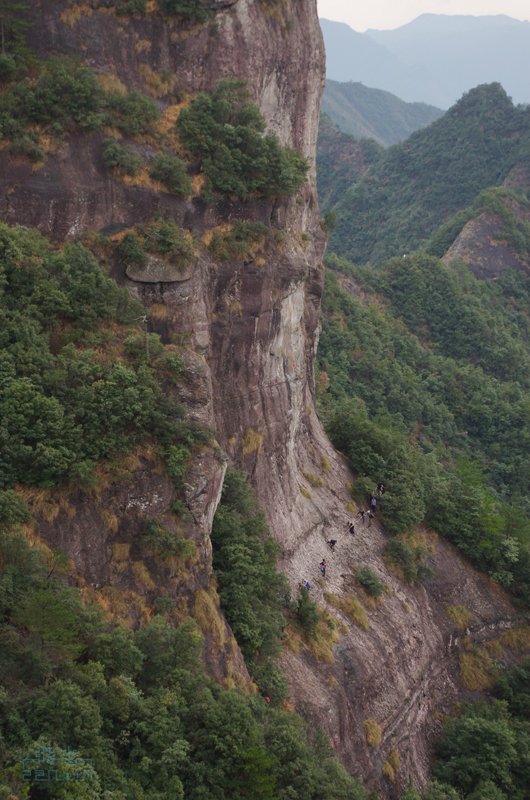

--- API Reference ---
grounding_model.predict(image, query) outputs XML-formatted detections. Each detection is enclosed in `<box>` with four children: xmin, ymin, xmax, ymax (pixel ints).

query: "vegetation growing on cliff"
<box><xmin>0</xmin><ymin>223</ymin><xmax>205</xmax><ymax>490</ymax></box>
<box><xmin>317</xmin><ymin>255</ymin><xmax>530</xmax><ymax>602</ymax></box>
<box><xmin>177</xmin><ymin>77</ymin><xmax>309</xmax><ymax>201</ymax></box>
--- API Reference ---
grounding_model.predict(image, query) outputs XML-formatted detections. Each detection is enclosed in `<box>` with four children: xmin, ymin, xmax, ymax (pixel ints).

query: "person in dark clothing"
<box><xmin>347</xmin><ymin>520</ymin><xmax>355</xmax><ymax>535</ymax></box>
<box><xmin>327</xmin><ymin>539</ymin><xmax>337</xmax><ymax>552</ymax></box>
<box><xmin>367</xmin><ymin>511</ymin><xmax>374</xmax><ymax>528</ymax></box>
<box><xmin>357</xmin><ymin>509</ymin><xmax>365</xmax><ymax>525</ymax></box>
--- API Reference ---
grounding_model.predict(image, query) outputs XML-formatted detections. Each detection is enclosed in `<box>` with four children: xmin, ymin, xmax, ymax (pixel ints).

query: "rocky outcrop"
<box><xmin>442</xmin><ymin>211</ymin><xmax>530</xmax><ymax>279</ymax></box>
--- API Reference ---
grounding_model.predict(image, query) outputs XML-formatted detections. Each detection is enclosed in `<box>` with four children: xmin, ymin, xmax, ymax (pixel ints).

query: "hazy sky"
<box><xmin>317</xmin><ymin>0</ymin><xmax>530</xmax><ymax>32</ymax></box>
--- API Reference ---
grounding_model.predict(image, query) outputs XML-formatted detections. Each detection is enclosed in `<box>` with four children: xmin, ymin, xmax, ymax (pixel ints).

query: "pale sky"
<box><xmin>317</xmin><ymin>0</ymin><xmax>530</xmax><ymax>32</ymax></box>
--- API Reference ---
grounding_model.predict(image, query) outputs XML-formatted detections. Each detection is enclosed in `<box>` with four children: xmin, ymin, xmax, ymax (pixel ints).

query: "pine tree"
<box><xmin>0</xmin><ymin>0</ymin><xmax>32</xmax><ymax>61</ymax></box>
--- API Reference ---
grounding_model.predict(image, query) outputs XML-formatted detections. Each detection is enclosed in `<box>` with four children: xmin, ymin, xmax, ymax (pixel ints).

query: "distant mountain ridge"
<box><xmin>322</xmin><ymin>79</ymin><xmax>444</xmax><ymax>147</ymax></box>
<box><xmin>320</xmin><ymin>14</ymin><xmax>530</xmax><ymax>108</ymax></box>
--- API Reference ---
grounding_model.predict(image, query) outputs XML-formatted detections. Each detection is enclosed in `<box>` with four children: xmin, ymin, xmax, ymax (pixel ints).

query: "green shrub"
<box><xmin>385</xmin><ymin>538</ymin><xmax>433</xmax><ymax>584</ymax></box>
<box><xmin>158</xmin><ymin>0</ymin><xmax>208</xmax><ymax>22</ymax></box>
<box><xmin>356</xmin><ymin>565</ymin><xmax>385</xmax><ymax>597</ymax></box>
<box><xmin>211</xmin><ymin>469</ymin><xmax>289</xmax><ymax>662</ymax></box>
<box><xmin>157</xmin><ymin>0</ymin><xmax>208</xmax><ymax>21</ymax></box>
<box><xmin>4</xmin><ymin>56</ymin><xmax>105</xmax><ymax>132</ymax></box>
<box><xmin>0</xmin><ymin>53</ymin><xmax>18</xmax><ymax>81</ymax></box>
<box><xmin>9</xmin><ymin>133</ymin><xmax>44</xmax><ymax>161</ymax></box>
<box><xmin>297</xmin><ymin>587</ymin><xmax>320</xmax><ymax>635</ymax></box>
<box><xmin>102</xmin><ymin>138</ymin><xmax>143</xmax><ymax>176</ymax></box>
<box><xmin>115</xmin><ymin>0</ymin><xmax>147</xmax><ymax>14</ymax></box>
<box><xmin>149</xmin><ymin>151</ymin><xmax>192</xmax><ymax>196</ymax></box>
<box><xmin>140</xmin><ymin>516</ymin><xmax>196</xmax><ymax>560</ymax></box>
<box><xmin>142</xmin><ymin>218</ymin><xmax>195</xmax><ymax>265</ymax></box>
<box><xmin>116</xmin><ymin>232</ymin><xmax>148</xmax><ymax>267</ymax></box>
<box><xmin>106</xmin><ymin>88</ymin><xmax>160</xmax><ymax>137</ymax></box>
<box><xmin>207</xmin><ymin>220</ymin><xmax>268</xmax><ymax>260</ymax></box>
<box><xmin>177</xmin><ymin>77</ymin><xmax>308</xmax><ymax>200</ymax></box>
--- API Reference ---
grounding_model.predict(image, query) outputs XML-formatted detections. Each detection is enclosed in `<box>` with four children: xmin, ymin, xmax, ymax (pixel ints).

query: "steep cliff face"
<box><xmin>3</xmin><ymin>4</ymin><xmax>530</xmax><ymax>799</ymax></box>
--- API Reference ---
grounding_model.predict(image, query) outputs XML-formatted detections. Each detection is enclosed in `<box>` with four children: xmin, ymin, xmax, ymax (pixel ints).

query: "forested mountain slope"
<box><xmin>321</xmin><ymin>80</ymin><xmax>443</xmax><ymax>147</ymax></box>
<box><xmin>326</xmin><ymin>83</ymin><xmax>530</xmax><ymax>266</ymax></box>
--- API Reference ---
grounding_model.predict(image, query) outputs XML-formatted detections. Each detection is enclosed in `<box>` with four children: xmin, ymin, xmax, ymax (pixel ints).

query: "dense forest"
<box><xmin>317</xmin><ymin>72</ymin><xmax>530</xmax><ymax>800</ymax></box>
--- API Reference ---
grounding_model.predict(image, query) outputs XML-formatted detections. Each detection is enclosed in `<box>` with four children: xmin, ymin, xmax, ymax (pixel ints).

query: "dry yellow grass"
<box><xmin>283</xmin><ymin>624</ymin><xmax>301</xmax><ymax>654</ymax></box>
<box><xmin>328</xmin><ymin>676</ymin><xmax>339</xmax><ymax>689</ymax></box>
<box><xmin>484</xmin><ymin>639</ymin><xmax>505</xmax><ymax>658</ymax></box>
<box><xmin>357</xmin><ymin>586</ymin><xmax>384</xmax><ymax>611</ymax></box>
<box><xmin>118</xmin><ymin>165</ymin><xmax>169</xmax><ymax>193</ymax></box>
<box><xmin>459</xmin><ymin>648</ymin><xmax>497</xmax><ymax>691</ymax></box>
<box><xmin>382</xmin><ymin>761</ymin><xmax>395</xmax><ymax>783</ymax></box>
<box><xmin>132</xmin><ymin>561</ymin><xmax>156</xmax><ymax>590</ymax></box>
<box><xmin>324</xmin><ymin>592</ymin><xmax>340</xmax><ymax>608</ymax></box>
<box><xmin>81</xmin><ymin>585</ymin><xmax>133</xmax><ymax>626</ymax></box>
<box><xmin>340</xmin><ymin>595</ymin><xmax>369</xmax><ymax>631</ymax></box>
<box><xmin>363</xmin><ymin>719</ymin><xmax>382</xmax><ymax>747</ymax></box>
<box><xmin>446</xmin><ymin>605</ymin><xmax>472</xmax><ymax>634</ymax></box>
<box><xmin>321</xmin><ymin>455</ymin><xmax>330</xmax><ymax>474</ymax></box>
<box><xmin>299</xmin><ymin>486</ymin><xmax>312</xmax><ymax>500</ymax></box>
<box><xmin>139</xmin><ymin>64</ymin><xmax>177</xmax><ymax>98</ymax></box>
<box><xmin>501</xmin><ymin>626</ymin><xmax>530</xmax><ymax>652</ymax></box>
<box><xmin>241</xmin><ymin>428</ymin><xmax>263</xmax><ymax>457</ymax></box>
<box><xmin>148</xmin><ymin>303</ymin><xmax>169</xmax><ymax>321</ymax></box>
<box><xmin>134</xmin><ymin>38</ymin><xmax>152</xmax><ymax>53</ymax></box>
<box><xmin>303</xmin><ymin>472</ymin><xmax>324</xmax><ymax>488</ymax></box>
<box><xmin>112</xmin><ymin>543</ymin><xmax>130</xmax><ymax>563</ymax></box>
<box><xmin>192</xmin><ymin>588</ymin><xmax>225</xmax><ymax>646</ymax></box>
<box><xmin>16</xmin><ymin>485</ymin><xmax>77</xmax><ymax>523</ymax></box>
<box><xmin>60</xmin><ymin>4</ymin><xmax>92</xmax><ymax>26</ymax></box>
<box><xmin>387</xmin><ymin>749</ymin><xmax>400</xmax><ymax>773</ymax></box>
<box><xmin>345</xmin><ymin>501</ymin><xmax>357</xmax><ymax>513</ymax></box>
<box><xmin>131</xmin><ymin>593</ymin><xmax>152</xmax><ymax>626</ymax></box>
<box><xmin>100</xmin><ymin>509</ymin><xmax>119</xmax><ymax>533</ymax></box>
<box><xmin>201</xmin><ymin>223</ymin><xmax>232</xmax><ymax>249</ymax></box>
<box><xmin>306</xmin><ymin>615</ymin><xmax>340</xmax><ymax>664</ymax></box>
<box><xmin>230</xmin><ymin>300</ymin><xmax>243</xmax><ymax>316</ymax></box>
<box><xmin>98</xmin><ymin>73</ymin><xmax>127</xmax><ymax>95</ymax></box>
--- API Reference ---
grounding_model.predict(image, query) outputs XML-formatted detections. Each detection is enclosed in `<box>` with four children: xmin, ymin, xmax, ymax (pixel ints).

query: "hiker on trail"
<box><xmin>377</xmin><ymin>483</ymin><xmax>386</xmax><ymax>495</ymax></box>
<box><xmin>370</xmin><ymin>496</ymin><xmax>377</xmax><ymax>512</ymax></box>
<box><xmin>320</xmin><ymin>560</ymin><xmax>327</xmax><ymax>577</ymax></box>
<box><xmin>298</xmin><ymin>580</ymin><xmax>310</xmax><ymax>591</ymax></box>
<box><xmin>327</xmin><ymin>539</ymin><xmax>337</xmax><ymax>552</ymax></box>
<box><xmin>367</xmin><ymin>511</ymin><xmax>374</xmax><ymax>528</ymax></box>
<box><xmin>347</xmin><ymin>519</ymin><xmax>355</xmax><ymax>535</ymax></box>
<box><xmin>357</xmin><ymin>509</ymin><xmax>365</xmax><ymax>525</ymax></box>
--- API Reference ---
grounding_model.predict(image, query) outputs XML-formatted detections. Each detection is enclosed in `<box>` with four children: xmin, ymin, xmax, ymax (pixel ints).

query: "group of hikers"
<box><xmin>300</xmin><ymin>483</ymin><xmax>386</xmax><ymax>590</ymax></box>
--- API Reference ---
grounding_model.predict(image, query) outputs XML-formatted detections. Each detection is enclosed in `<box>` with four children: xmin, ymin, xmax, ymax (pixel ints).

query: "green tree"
<box><xmin>0</xmin><ymin>1</ymin><xmax>32</xmax><ymax>64</ymax></box>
